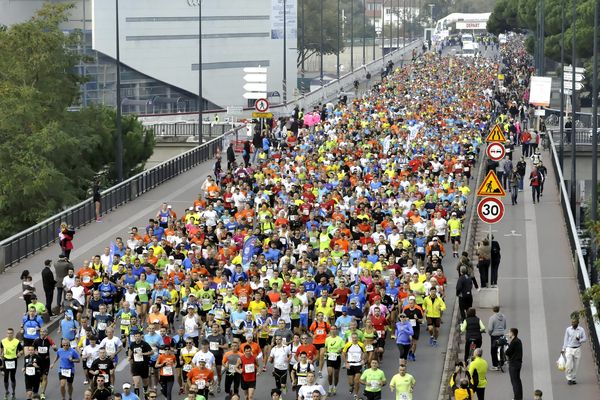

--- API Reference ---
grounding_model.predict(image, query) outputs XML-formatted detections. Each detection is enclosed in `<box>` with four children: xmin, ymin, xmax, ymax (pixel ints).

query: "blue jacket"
<box><xmin>22</xmin><ymin>315</ymin><xmax>44</xmax><ymax>340</ymax></box>
<box><xmin>395</xmin><ymin>321</ymin><xmax>414</xmax><ymax>345</ymax></box>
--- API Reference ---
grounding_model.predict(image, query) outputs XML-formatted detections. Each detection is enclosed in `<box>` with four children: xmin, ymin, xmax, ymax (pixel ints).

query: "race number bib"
<box><xmin>316</xmin><ymin>329</ymin><xmax>325</xmax><ymax>335</ymax></box>
<box><xmin>297</xmin><ymin>376</ymin><xmax>307</xmax><ymax>386</ymax></box>
<box><xmin>82</xmin><ymin>276</ymin><xmax>91</xmax><ymax>283</ymax></box>
<box><xmin>162</xmin><ymin>366</ymin><xmax>173</xmax><ymax>376</ymax></box>
<box><xmin>25</xmin><ymin>367</ymin><xmax>36</xmax><ymax>376</ymax></box>
<box><xmin>4</xmin><ymin>361</ymin><xmax>15</xmax><ymax>369</ymax></box>
<box><xmin>400</xmin><ymin>393</ymin><xmax>410</xmax><ymax>400</ymax></box>
<box><xmin>365</xmin><ymin>344</ymin><xmax>374</xmax><ymax>352</ymax></box>
<box><xmin>137</xmin><ymin>287</ymin><xmax>146</xmax><ymax>295</ymax></box>
<box><xmin>327</xmin><ymin>352</ymin><xmax>338</xmax><ymax>361</ymax></box>
<box><xmin>244</xmin><ymin>363</ymin><xmax>255</xmax><ymax>373</ymax></box>
<box><xmin>417</xmin><ymin>246</ymin><xmax>425</xmax><ymax>253</ymax></box>
<box><xmin>369</xmin><ymin>380</ymin><xmax>381</xmax><ymax>389</ymax></box>
<box><xmin>97</xmin><ymin>322</ymin><xmax>107</xmax><ymax>331</ymax></box>
<box><xmin>195</xmin><ymin>379</ymin><xmax>206</xmax><ymax>389</ymax></box>
<box><xmin>37</xmin><ymin>346</ymin><xmax>48</xmax><ymax>354</ymax></box>
<box><xmin>60</xmin><ymin>368</ymin><xmax>72</xmax><ymax>378</ymax></box>
<box><xmin>183</xmin><ymin>364</ymin><xmax>192</xmax><ymax>372</ymax></box>
<box><xmin>334</xmin><ymin>304</ymin><xmax>343</xmax><ymax>312</ymax></box>
<box><xmin>347</xmin><ymin>353</ymin><xmax>360</xmax><ymax>363</ymax></box>
<box><xmin>228</xmin><ymin>364</ymin><xmax>236</xmax><ymax>374</ymax></box>
<box><xmin>133</xmin><ymin>353</ymin><xmax>144</xmax><ymax>362</ymax></box>
<box><xmin>26</xmin><ymin>327</ymin><xmax>37</xmax><ymax>336</ymax></box>
<box><xmin>209</xmin><ymin>342</ymin><xmax>219</xmax><ymax>351</ymax></box>
<box><xmin>410</xmin><ymin>319</ymin><xmax>417</xmax><ymax>326</ymax></box>
<box><xmin>239</xmin><ymin>296</ymin><xmax>247</xmax><ymax>304</ymax></box>
<box><xmin>431</xmin><ymin>251</ymin><xmax>440</xmax><ymax>258</ymax></box>
<box><xmin>120</xmin><ymin>319</ymin><xmax>130</xmax><ymax>326</ymax></box>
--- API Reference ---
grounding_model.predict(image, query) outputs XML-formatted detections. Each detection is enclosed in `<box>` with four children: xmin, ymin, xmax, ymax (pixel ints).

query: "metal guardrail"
<box><xmin>548</xmin><ymin>130</ymin><xmax>600</xmax><ymax>372</ymax></box>
<box><xmin>548</xmin><ymin>128</ymin><xmax>595</xmax><ymax>145</ymax></box>
<box><xmin>437</xmin><ymin>147</ymin><xmax>487</xmax><ymax>400</ymax></box>
<box><xmin>545</xmin><ymin>107</ymin><xmax>599</xmax><ymax>129</ymax></box>
<box><xmin>149</xmin><ymin>122</ymin><xmax>237</xmax><ymax>138</ymax></box>
<box><xmin>0</xmin><ymin>125</ymin><xmax>245</xmax><ymax>272</ymax></box>
<box><xmin>137</xmin><ymin>40</ymin><xmax>423</xmax><ymax>125</ymax></box>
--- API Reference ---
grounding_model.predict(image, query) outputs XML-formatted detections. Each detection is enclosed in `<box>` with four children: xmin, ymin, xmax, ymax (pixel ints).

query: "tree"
<box><xmin>297</xmin><ymin>0</ymin><xmax>376</xmax><ymax>68</ymax></box>
<box><xmin>0</xmin><ymin>3</ymin><xmax>154</xmax><ymax>239</ymax></box>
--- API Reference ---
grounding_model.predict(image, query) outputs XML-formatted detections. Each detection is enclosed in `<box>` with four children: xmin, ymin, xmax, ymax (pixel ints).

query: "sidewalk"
<box><xmin>464</xmin><ymin>148</ymin><xmax>600</xmax><ymax>400</ymax></box>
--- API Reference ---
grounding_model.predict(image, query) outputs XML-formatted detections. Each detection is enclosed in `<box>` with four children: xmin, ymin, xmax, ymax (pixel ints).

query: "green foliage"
<box><xmin>452</xmin><ymin>0</ymin><xmax>497</xmax><ymax>13</ymax></box>
<box><xmin>0</xmin><ymin>4</ymin><xmax>154</xmax><ymax>239</ymax></box>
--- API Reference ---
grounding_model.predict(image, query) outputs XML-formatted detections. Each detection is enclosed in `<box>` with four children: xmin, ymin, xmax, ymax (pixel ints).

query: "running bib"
<box><xmin>228</xmin><ymin>364</ymin><xmax>236</xmax><ymax>374</ymax></box>
<box><xmin>209</xmin><ymin>342</ymin><xmax>219</xmax><ymax>351</ymax></box>
<box><xmin>376</xmin><ymin>331</ymin><xmax>384</xmax><ymax>338</ymax></box>
<box><xmin>292</xmin><ymin>305</ymin><xmax>301</xmax><ymax>314</ymax></box>
<box><xmin>37</xmin><ymin>346</ymin><xmax>48</xmax><ymax>354</ymax></box>
<box><xmin>244</xmin><ymin>363</ymin><xmax>255</xmax><ymax>373</ymax></box>
<box><xmin>275</xmin><ymin>362</ymin><xmax>287</xmax><ymax>370</ymax></box>
<box><xmin>410</xmin><ymin>319</ymin><xmax>417</xmax><ymax>327</ymax></box>
<box><xmin>297</xmin><ymin>376</ymin><xmax>307</xmax><ymax>386</ymax></box>
<box><xmin>316</xmin><ymin>329</ymin><xmax>325</xmax><ymax>335</ymax></box>
<box><xmin>347</xmin><ymin>353</ymin><xmax>360</xmax><ymax>363</ymax></box>
<box><xmin>25</xmin><ymin>367</ymin><xmax>36</xmax><ymax>376</ymax></box>
<box><xmin>60</xmin><ymin>368</ymin><xmax>72</xmax><ymax>377</ymax></box>
<box><xmin>137</xmin><ymin>288</ymin><xmax>146</xmax><ymax>295</ymax></box>
<box><xmin>82</xmin><ymin>276</ymin><xmax>91</xmax><ymax>283</ymax></box>
<box><xmin>214</xmin><ymin>310</ymin><xmax>225</xmax><ymax>320</ymax></box>
<box><xmin>417</xmin><ymin>246</ymin><xmax>425</xmax><ymax>253</ymax></box>
<box><xmin>400</xmin><ymin>393</ymin><xmax>409</xmax><ymax>400</ymax></box>
<box><xmin>26</xmin><ymin>327</ymin><xmax>37</xmax><ymax>336</ymax></box>
<box><xmin>202</xmin><ymin>298</ymin><xmax>210</xmax><ymax>306</ymax></box>
<box><xmin>451</xmin><ymin>229</ymin><xmax>459</xmax><ymax>235</ymax></box>
<box><xmin>327</xmin><ymin>353</ymin><xmax>339</xmax><ymax>361</ymax></box>
<box><xmin>365</xmin><ymin>344</ymin><xmax>374</xmax><ymax>352</ymax></box>
<box><xmin>162</xmin><ymin>366</ymin><xmax>173</xmax><ymax>376</ymax></box>
<box><xmin>120</xmin><ymin>319</ymin><xmax>130</xmax><ymax>326</ymax></box>
<box><xmin>195</xmin><ymin>379</ymin><xmax>206</xmax><ymax>389</ymax></box>
<box><xmin>133</xmin><ymin>353</ymin><xmax>144</xmax><ymax>362</ymax></box>
<box><xmin>183</xmin><ymin>364</ymin><xmax>192</xmax><ymax>372</ymax></box>
<box><xmin>4</xmin><ymin>361</ymin><xmax>15</xmax><ymax>369</ymax></box>
<box><xmin>369</xmin><ymin>380</ymin><xmax>381</xmax><ymax>389</ymax></box>
<box><xmin>239</xmin><ymin>296</ymin><xmax>247</xmax><ymax>304</ymax></box>
<box><xmin>334</xmin><ymin>304</ymin><xmax>343</xmax><ymax>312</ymax></box>
<box><xmin>432</xmin><ymin>251</ymin><xmax>440</xmax><ymax>257</ymax></box>
<box><xmin>97</xmin><ymin>322</ymin><xmax>107</xmax><ymax>331</ymax></box>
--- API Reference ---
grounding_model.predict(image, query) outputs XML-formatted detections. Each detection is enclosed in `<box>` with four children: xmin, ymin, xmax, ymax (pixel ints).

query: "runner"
<box><xmin>324</xmin><ymin>326</ymin><xmax>345</xmax><ymax>395</ymax></box>
<box><xmin>291</xmin><ymin>352</ymin><xmax>315</xmax><ymax>397</ymax></box>
<box><xmin>297</xmin><ymin>371</ymin><xmax>326</xmax><ymax>400</ymax></box>
<box><xmin>222</xmin><ymin>339</ymin><xmax>243</xmax><ymax>398</ymax></box>
<box><xmin>128</xmin><ymin>330</ymin><xmax>153</xmax><ymax>398</ymax></box>
<box><xmin>308</xmin><ymin>312</ymin><xmax>330</xmax><ymax>378</ymax></box>
<box><xmin>155</xmin><ymin>344</ymin><xmax>177</xmax><ymax>400</ymax></box>
<box><xmin>1</xmin><ymin>328</ymin><xmax>23</xmax><ymax>400</ymax></box>
<box><xmin>359</xmin><ymin>359</ymin><xmax>386</xmax><ymax>400</ymax></box>
<box><xmin>389</xmin><ymin>364</ymin><xmax>416</xmax><ymax>400</ymax></box>
<box><xmin>402</xmin><ymin>297</ymin><xmax>424</xmax><ymax>361</ymax></box>
<box><xmin>51</xmin><ymin>339</ymin><xmax>80</xmax><ymax>400</ymax></box>
<box><xmin>268</xmin><ymin>335</ymin><xmax>291</xmax><ymax>394</ymax></box>
<box><xmin>236</xmin><ymin>346</ymin><xmax>259</xmax><ymax>400</ymax></box>
<box><xmin>422</xmin><ymin>286</ymin><xmax>446</xmax><ymax>346</ymax></box>
<box><xmin>342</xmin><ymin>332</ymin><xmax>367</xmax><ymax>400</ymax></box>
<box><xmin>22</xmin><ymin>346</ymin><xmax>42</xmax><ymax>400</ymax></box>
<box><xmin>32</xmin><ymin>328</ymin><xmax>56</xmax><ymax>399</ymax></box>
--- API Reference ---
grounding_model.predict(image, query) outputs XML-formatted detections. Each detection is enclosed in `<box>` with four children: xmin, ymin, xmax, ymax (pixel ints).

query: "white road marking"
<box><xmin>504</xmin><ymin>230</ymin><xmax>522</xmax><ymax>237</ymax></box>
<box><xmin>0</xmin><ymin>168</ymin><xmax>211</xmax><ymax>305</ymax></box>
<box><xmin>524</xmin><ymin>199</ymin><xmax>554</xmax><ymax>400</ymax></box>
<box><xmin>116</xmin><ymin>356</ymin><xmax>129</xmax><ymax>372</ymax></box>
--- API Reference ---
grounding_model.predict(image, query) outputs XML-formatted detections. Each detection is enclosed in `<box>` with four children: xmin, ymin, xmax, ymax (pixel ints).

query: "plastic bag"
<box><xmin>556</xmin><ymin>354</ymin><xmax>566</xmax><ymax>371</ymax></box>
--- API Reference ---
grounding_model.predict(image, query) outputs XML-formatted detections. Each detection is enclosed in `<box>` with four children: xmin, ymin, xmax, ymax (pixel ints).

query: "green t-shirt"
<box><xmin>361</xmin><ymin>368</ymin><xmax>386</xmax><ymax>392</ymax></box>
<box><xmin>389</xmin><ymin>373</ymin><xmax>416</xmax><ymax>400</ymax></box>
<box><xmin>344</xmin><ymin>329</ymin><xmax>365</xmax><ymax>343</ymax></box>
<box><xmin>135</xmin><ymin>281</ymin><xmax>152</xmax><ymax>303</ymax></box>
<box><xmin>291</xmin><ymin>297</ymin><xmax>303</xmax><ymax>319</ymax></box>
<box><xmin>181</xmin><ymin>395</ymin><xmax>206</xmax><ymax>400</ymax></box>
<box><xmin>324</xmin><ymin>336</ymin><xmax>345</xmax><ymax>354</ymax></box>
<box><xmin>197</xmin><ymin>288</ymin><xmax>216</xmax><ymax>311</ymax></box>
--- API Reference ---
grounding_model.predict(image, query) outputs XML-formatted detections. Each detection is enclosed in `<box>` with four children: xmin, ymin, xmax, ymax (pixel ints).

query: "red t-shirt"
<box><xmin>332</xmin><ymin>288</ymin><xmax>351</xmax><ymax>305</ymax></box>
<box><xmin>239</xmin><ymin>354</ymin><xmax>257</xmax><ymax>382</ymax></box>
<box><xmin>295</xmin><ymin>344</ymin><xmax>318</xmax><ymax>361</ymax></box>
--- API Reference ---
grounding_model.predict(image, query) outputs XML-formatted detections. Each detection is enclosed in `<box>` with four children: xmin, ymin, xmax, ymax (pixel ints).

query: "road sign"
<box><xmin>243</xmin><ymin>74</ymin><xmax>267</xmax><ymax>83</ymax></box>
<box><xmin>477</xmin><ymin>197</ymin><xmax>505</xmax><ymax>224</ymax></box>
<box><xmin>563</xmin><ymin>73</ymin><xmax>585</xmax><ymax>82</ymax></box>
<box><xmin>243</xmin><ymin>67</ymin><xmax>268</xmax><ymax>74</ymax></box>
<box><xmin>252</xmin><ymin>112</ymin><xmax>273</xmax><ymax>119</ymax></box>
<box><xmin>476</xmin><ymin>170</ymin><xmax>506</xmax><ymax>197</ymax></box>
<box><xmin>563</xmin><ymin>81</ymin><xmax>584</xmax><ymax>91</ymax></box>
<box><xmin>486</xmin><ymin>142</ymin><xmax>506</xmax><ymax>161</ymax></box>
<box><xmin>254</xmin><ymin>98</ymin><xmax>270</xmax><ymax>112</ymax></box>
<box><xmin>485</xmin><ymin>125</ymin><xmax>507</xmax><ymax>143</ymax></box>
<box><xmin>563</xmin><ymin>66</ymin><xmax>585</xmax><ymax>74</ymax></box>
<box><xmin>243</xmin><ymin>83</ymin><xmax>268</xmax><ymax>92</ymax></box>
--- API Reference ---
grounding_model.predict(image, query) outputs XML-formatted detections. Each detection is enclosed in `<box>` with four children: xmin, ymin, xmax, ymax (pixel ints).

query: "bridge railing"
<box><xmin>0</xmin><ymin>125</ymin><xmax>245</xmax><ymax>272</ymax></box>
<box><xmin>548</xmin><ymin>131</ymin><xmax>600</xmax><ymax>371</ymax></box>
<box><xmin>548</xmin><ymin>128</ymin><xmax>594</xmax><ymax>145</ymax></box>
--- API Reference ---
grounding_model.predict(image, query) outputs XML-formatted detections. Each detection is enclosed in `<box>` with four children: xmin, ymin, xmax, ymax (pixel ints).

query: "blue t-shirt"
<box><xmin>57</xmin><ymin>347</ymin><xmax>80</xmax><ymax>371</ymax></box>
<box><xmin>60</xmin><ymin>319</ymin><xmax>80</xmax><ymax>341</ymax></box>
<box><xmin>143</xmin><ymin>333</ymin><xmax>163</xmax><ymax>362</ymax></box>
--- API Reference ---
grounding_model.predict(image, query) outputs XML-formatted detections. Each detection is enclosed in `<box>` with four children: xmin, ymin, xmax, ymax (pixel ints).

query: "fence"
<box><xmin>0</xmin><ymin>125</ymin><xmax>245</xmax><ymax>272</ymax></box>
<box><xmin>548</xmin><ymin>128</ymin><xmax>595</xmax><ymax>145</ymax></box>
<box><xmin>545</xmin><ymin>107</ymin><xmax>599</xmax><ymax>129</ymax></box>
<box><xmin>548</xmin><ymin>130</ymin><xmax>600</xmax><ymax>371</ymax></box>
<box><xmin>149</xmin><ymin>122</ymin><xmax>237</xmax><ymax>138</ymax></box>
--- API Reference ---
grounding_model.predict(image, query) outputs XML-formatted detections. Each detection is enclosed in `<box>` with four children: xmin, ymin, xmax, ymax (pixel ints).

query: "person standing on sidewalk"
<box><xmin>41</xmin><ymin>260</ymin><xmax>56</xmax><ymax>317</ymax></box>
<box><xmin>487</xmin><ymin>306</ymin><xmax>507</xmax><ymax>371</ymax></box>
<box><xmin>516</xmin><ymin>157</ymin><xmax>527</xmax><ymax>192</ymax></box>
<box><xmin>561</xmin><ymin>316</ymin><xmax>587</xmax><ymax>385</ymax></box>
<box><xmin>505</xmin><ymin>328</ymin><xmax>523</xmax><ymax>400</ymax></box>
<box><xmin>476</xmin><ymin>239</ymin><xmax>491</xmax><ymax>289</ymax></box>
<box><xmin>509</xmin><ymin>168</ymin><xmax>521</xmax><ymax>205</ymax></box>
<box><xmin>456</xmin><ymin>267</ymin><xmax>473</xmax><ymax>322</ymax></box>
<box><xmin>499</xmin><ymin>156</ymin><xmax>512</xmax><ymax>189</ymax></box>
<box><xmin>489</xmin><ymin>236</ymin><xmax>501</xmax><ymax>288</ymax></box>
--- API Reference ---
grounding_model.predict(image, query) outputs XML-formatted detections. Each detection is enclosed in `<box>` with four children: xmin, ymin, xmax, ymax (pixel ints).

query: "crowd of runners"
<box><xmin>1</xmin><ymin>36</ymin><xmax>511</xmax><ymax>400</ymax></box>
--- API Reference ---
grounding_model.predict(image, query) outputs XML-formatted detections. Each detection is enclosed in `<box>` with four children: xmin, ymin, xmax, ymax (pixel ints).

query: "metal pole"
<box><xmin>540</xmin><ymin>0</ymin><xmax>545</xmax><ymax>75</ymax></box>
<box><xmin>320</xmin><ymin>0</ymin><xmax>324</xmax><ymax>87</ymax></box>
<box><xmin>301</xmin><ymin>0</ymin><xmax>305</xmax><ymax>80</ymax></box>
<box><xmin>591</xmin><ymin>0</ymin><xmax>598</xmax><ymax>284</ymax></box>
<box><xmin>570</xmin><ymin>0</ymin><xmax>577</xmax><ymax>214</ymax></box>
<box><xmin>198</xmin><ymin>0</ymin><xmax>203</xmax><ymax>144</ymax></box>
<box><xmin>403</xmin><ymin>0</ymin><xmax>406</xmax><ymax>47</ymax></box>
<box><xmin>337</xmin><ymin>0</ymin><xmax>341</xmax><ymax>79</ymax></box>
<box><xmin>115</xmin><ymin>0</ymin><xmax>123</xmax><ymax>182</ymax></box>
<box><xmin>390</xmin><ymin>1</ymin><xmax>394</xmax><ymax>55</ymax></box>
<box><xmin>382</xmin><ymin>0</ymin><xmax>385</xmax><ymax>64</ymax></box>
<box><xmin>397</xmin><ymin>0</ymin><xmax>401</xmax><ymax>52</ymax></box>
<box><xmin>283</xmin><ymin>0</ymin><xmax>287</xmax><ymax>104</ymax></box>
<box><xmin>560</xmin><ymin>0</ymin><xmax>565</xmax><ymax>169</ymax></box>
<box><xmin>363</xmin><ymin>0</ymin><xmax>366</xmax><ymax>65</ymax></box>
<box><xmin>82</xmin><ymin>0</ymin><xmax>87</xmax><ymax>107</ymax></box>
<box><xmin>351</xmin><ymin>0</ymin><xmax>355</xmax><ymax>71</ymax></box>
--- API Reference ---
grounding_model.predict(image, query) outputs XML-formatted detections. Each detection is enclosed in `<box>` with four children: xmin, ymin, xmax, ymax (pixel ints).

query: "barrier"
<box><xmin>0</xmin><ymin>125</ymin><xmax>245</xmax><ymax>272</ymax></box>
<box><xmin>548</xmin><ymin>131</ymin><xmax>600</xmax><ymax>372</ymax></box>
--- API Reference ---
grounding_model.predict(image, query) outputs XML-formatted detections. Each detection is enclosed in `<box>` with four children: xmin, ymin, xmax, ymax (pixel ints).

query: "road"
<box><xmin>463</xmin><ymin>147</ymin><xmax>600</xmax><ymax>400</ymax></box>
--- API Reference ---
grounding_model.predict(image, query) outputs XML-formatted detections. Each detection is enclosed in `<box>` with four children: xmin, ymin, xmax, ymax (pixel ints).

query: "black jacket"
<box><xmin>41</xmin><ymin>266</ymin><xmax>56</xmax><ymax>290</ymax></box>
<box><xmin>456</xmin><ymin>274</ymin><xmax>473</xmax><ymax>298</ymax></box>
<box><xmin>505</xmin><ymin>337</ymin><xmax>523</xmax><ymax>363</ymax></box>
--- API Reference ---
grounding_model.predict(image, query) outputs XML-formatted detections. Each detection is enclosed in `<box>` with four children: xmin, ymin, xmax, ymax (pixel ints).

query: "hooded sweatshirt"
<box><xmin>487</xmin><ymin>312</ymin><xmax>506</xmax><ymax>337</ymax></box>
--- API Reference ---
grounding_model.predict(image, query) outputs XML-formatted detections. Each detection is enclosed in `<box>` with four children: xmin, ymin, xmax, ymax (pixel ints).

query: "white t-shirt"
<box><xmin>191</xmin><ymin>350</ymin><xmax>215</xmax><ymax>369</ymax></box>
<box><xmin>276</xmin><ymin>300</ymin><xmax>293</xmax><ymax>323</ymax></box>
<box><xmin>62</xmin><ymin>276</ymin><xmax>76</xmax><ymax>291</ymax></box>
<box><xmin>298</xmin><ymin>384</ymin><xmax>327</xmax><ymax>400</ymax></box>
<box><xmin>433</xmin><ymin>218</ymin><xmax>447</xmax><ymax>236</ymax></box>
<box><xmin>99</xmin><ymin>336</ymin><xmax>122</xmax><ymax>357</ymax></box>
<box><xmin>82</xmin><ymin>344</ymin><xmax>100</xmax><ymax>368</ymax></box>
<box><xmin>269</xmin><ymin>345</ymin><xmax>291</xmax><ymax>370</ymax></box>
<box><xmin>70</xmin><ymin>285</ymin><xmax>86</xmax><ymax>306</ymax></box>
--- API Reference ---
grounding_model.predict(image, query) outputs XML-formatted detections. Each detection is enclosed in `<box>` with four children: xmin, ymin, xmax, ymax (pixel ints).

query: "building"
<box><xmin>365</xmin><ymin>0</ymin><xmax>421</xmax><ymax>31</ymax></box>
<box><xmin>0</xmin><ymin>0</ymin><xmax>298</xmax><ymax>114</ymax></box>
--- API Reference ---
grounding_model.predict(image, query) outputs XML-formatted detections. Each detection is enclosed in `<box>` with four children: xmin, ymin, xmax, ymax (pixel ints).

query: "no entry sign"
<box><xmin>477</xmin><ymin>197</ymin><xmax>505</xmax><ymax>224</ymax></box>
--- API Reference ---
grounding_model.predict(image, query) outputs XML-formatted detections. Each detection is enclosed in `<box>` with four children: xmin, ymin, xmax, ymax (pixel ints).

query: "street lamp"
<box><xmin>570</xmin><ymin>0</ymin><xmax>577</xmax><ymax>214</ymax></box>
<box><xmin>197</xmin><ymin>0</ymin><xmax>203</xmax><ymax>145</ymax></box>
<box><xmin>115</xmin><ymin>0</ymin><xmax>123</xmax><ymax>182</ymax></box>
<box><xmin>283</xmin><ymin>0</ymin><xmax>287</xmax><ymax>104</ymax></box>
<box><xmin>363</xmin><ymin>0</ymin><xmax>366</xmax><ymax>66</ymax></box>
<box><xmin>351</xmin><ymin>0</ymin><xmax>354</xmax><ymax>71</ymax></box>
<box><xmin>560</xmin><ymin>0</ymin><xmax>565</xmax><ymax>169</ymax></box>
<box><xmin>428</xmin><ymin>3</ymin><xmax>434</xmax><ymax>28</ymax></box>
<box><xmin>320</xmin><ymin>0</ymin><xmax>324</xmax><ymax>88</ymax></box>
<box><xmin>337</xmin><ymin>0</ymin><xmax>341</xmax><ymax>79</ymax></box>
<box><xmin>591</xmin><ymin>0</ymin><xmax>598</xmax><ymax>284</ymax></box>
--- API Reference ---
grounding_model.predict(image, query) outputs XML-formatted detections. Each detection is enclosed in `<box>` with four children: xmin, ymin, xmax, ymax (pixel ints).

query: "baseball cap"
<box><xmin>122</xmin><ymin>383</ymin><xmax>131</xmax><ymax>389</ymax></box>
<box><xmin>408</xmin><ymin>295</ymin><xmax>416</xmax><ymax>301</ymax></box>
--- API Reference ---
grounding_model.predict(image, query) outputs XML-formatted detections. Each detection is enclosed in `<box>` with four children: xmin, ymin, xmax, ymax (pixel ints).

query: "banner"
<box><xmin>529</xmin><ymin>76</ymin><xmax>552</xmax><ymax>107</ymax></box>
<box><xmin>242</xmin><ymin>235</ymin><xmax>259</xmax><ymax>268</ymax></box>
<box><xmin>271</xmin><ymin>0</ymin><xmax>297</xmax><ymax>40</ymax></box>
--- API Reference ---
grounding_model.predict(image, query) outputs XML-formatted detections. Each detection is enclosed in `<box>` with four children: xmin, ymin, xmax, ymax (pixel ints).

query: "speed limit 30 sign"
<box><xmin>477</xmin><ymin>197</ymin><xmax>505</xmax><ymax>224</ymax></box>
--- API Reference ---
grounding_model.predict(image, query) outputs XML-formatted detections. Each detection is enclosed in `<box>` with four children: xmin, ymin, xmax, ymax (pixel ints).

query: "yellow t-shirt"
<box><xmin>247</xmin><ymin>300</ymin><xmax>267</xmax><ymax>318</ymax></box>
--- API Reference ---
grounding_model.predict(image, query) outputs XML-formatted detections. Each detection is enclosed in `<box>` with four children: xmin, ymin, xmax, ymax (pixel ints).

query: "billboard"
<box><xmin>529</xmin><ymin>76</ymin><xmax>553</xmax><ymax>107</ymax></box>
<box><xmin>271</xmin><ymin>0</ymin><xmax>297</xmax><ymax>40</ymax></box>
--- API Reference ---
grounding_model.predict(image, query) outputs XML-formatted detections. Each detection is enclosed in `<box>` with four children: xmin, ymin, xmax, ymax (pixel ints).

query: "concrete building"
<box><xmin>0</xmin><ymin>0</ymin><xmax>298</xmax><ymax>113</ymax></box>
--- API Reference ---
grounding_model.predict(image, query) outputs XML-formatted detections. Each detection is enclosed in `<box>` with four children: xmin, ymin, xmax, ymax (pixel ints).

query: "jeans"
<box><xmin>532</xmin><ymin>185</ymin><xmax>541</xmax><ymax>203</ymax></box>
<box><xmin>518</xmin><ymin>175</ymin><xmax>525</xmax><ymax>190</ymax></box>
<box><xmin>478</xmin><ymin>260</ymin><xmax>490</xmax><ymax>288</ymax></box>
<box><xmin>511</xmin><ymin>187</ymin><xmax>519</xmax><ymax>205</ymax></box>
<box><xmin>509</xmin><ymin>361</ymin><xmax>523</xmax><ymax>399</ymax></box>
<box><xmin>490</xmin><ymin>259</ymin><xmax>500</xmax><ymax>286</ymax></box>
<box><xmin>458</xmin><ymin>295</ymin><xmax>473</xmax><ymax>321</ymax></box>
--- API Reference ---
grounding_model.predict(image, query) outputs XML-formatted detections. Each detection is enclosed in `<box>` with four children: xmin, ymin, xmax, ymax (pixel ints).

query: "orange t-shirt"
<box><xmin>77</xmin><ymin>268</ymin><xmax>96</xmax><ymax>288</ymax></box>
<box><xmin>157</xmin><ymin>354</ymin><xmax>177</xmax><ymax>377</ymax></box>
<box><xmin>187</xmin><ymin>367</ymin><xmax>214</xmax><ymax>387</ymax></box>
<box><xmin>295</xmin><ymin>344</ymin><xmax>318</xmax><ymax>361</ymax></box>
<box><xmin>309</xmin><ymin>321</ymin><xmax>330</xmax><ymax>345</ymax></box>
<box><xmin>240</xmin><ymin>342</ymin><xmax>261</xmax><ymax>358</ymax></box>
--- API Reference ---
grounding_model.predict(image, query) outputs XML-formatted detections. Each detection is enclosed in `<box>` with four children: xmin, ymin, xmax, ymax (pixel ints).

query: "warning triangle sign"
<box><xmin>476</xmin><ymin>170</ymin><xmax>506</xmax><ymax>197</ymax></box>
<box><xmin>485</xmin><ymin>125</ymin><xmax>507</xmax><ymax>143</ymax></box>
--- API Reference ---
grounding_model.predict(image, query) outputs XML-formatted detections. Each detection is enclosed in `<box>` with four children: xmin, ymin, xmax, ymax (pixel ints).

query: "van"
<box><xmin>498</xmin><ymin>34</ymin><xmax>507</xmax><ymax>44</ymax></box>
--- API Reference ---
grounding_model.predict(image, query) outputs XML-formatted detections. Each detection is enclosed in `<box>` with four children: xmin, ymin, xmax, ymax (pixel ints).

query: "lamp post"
<box><xmin>320</xmin><ymin>0</ymin><xmax>324</xmax><ymax>88</ymax></box>
<box><xmin>397</xmin><ymin>0</ymin><xmax>401</xmax><ymax>52</ymax></box>
<box><xmin>403</xmin><ymin>0</ymin><xmax>406</xmax><ymax>48</ymax></box>
<box><xmin>351</xmin><ymin>0</ymin><xmax>355</xmax><ymax>71</ymax></box>
<box><xmin>539</xmin><ymin>0</ymin><xmax>545</xmax><ymax>75</ymax></box>
<box><xmin>560</xmin><ymin>0</ymin><xmax>565</xmax><ymax>169</ymax></box>
<box><xmin>115</xmin><ymin>0</ymin><xmax>123</xmax><ymax>182</ymax></box>
<box><xmin>591</xmin><ymin>0</ymin><xmax>598</xmax><ymax>284</ymax></box>
<box><xmin>363</xmin><ymin>0</ymin><xmax>366</xmax><ymax>65</ymax></box>
<box><xmin>197</xmin><ymin>0</ymin><xmax>203</xmax><ymax>145</ymax></box>
<box><xmin>570</xmin><ymin>0</ymin><xmax>577</xmax><ymax>215</ymax></box>
<box><xmin>301</xmin><ymin>0</ymin><xmax>305</xmax><ymax>80</ymax></box>
<box><xmin>337</xmin><ymin>0</ymin><xmax>341</xmax><ymax>79</ymax></box>
<box><xmin>283</xmin><ymin>0</ymin><xmax>287</xmax><ymax>104</ymax></box>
